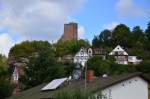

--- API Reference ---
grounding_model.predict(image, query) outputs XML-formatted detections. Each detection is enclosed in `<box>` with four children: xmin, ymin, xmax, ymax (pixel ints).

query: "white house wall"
<box><xmin>74</xmin><ymin>48</ymin><xmax>89</xmax><ymax>67</ymax></box>
<box><xmin>116</xmin><ymin>60</ymin><xmax>128</xmax><ymax>65</ymax></box>
<box><xmin>128</xmin><ymin>56</ymin><xmax>142</xmax><ymax>64</ymax></box>
<box><xmin>101</xmin><ymin>76</ymin><xmax>148</xmax><ymax>99</ymax></box>
<box><xmin>109</xmin><ymin>45</ymin><xmax>128</xmax><ymax>56</ymax></box>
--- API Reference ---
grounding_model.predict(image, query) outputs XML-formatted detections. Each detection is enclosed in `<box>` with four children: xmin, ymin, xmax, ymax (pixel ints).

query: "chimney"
<box><xmin>87</xmin><ymin>70</ymin><xmax>94</xmax><ymax>82</ymax></box>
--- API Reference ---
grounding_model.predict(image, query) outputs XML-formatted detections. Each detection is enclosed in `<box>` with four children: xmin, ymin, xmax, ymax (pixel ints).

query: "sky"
<box><xmin>0</xmin><ymin>0</ymin><xmax>150</xmax><ymax>56</ymax></box>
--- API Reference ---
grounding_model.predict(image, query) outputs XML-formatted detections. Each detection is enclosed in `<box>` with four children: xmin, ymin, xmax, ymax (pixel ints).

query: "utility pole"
<box><xmin>84</xmin><ymin>62</ymin><xmax>87</xmax><ymax>92</ymax></box>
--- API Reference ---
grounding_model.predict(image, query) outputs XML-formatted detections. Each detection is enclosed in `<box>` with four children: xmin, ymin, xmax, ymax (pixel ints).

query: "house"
<box><xmin>8</xmin><ymin>72</ymin><xmax>150</xmax><ymax>99</ymax></box>
<box><xmin>100</xmin><ymin>73</ymin><xmax>149</xmax><ymax>99</ymax></box>
<box><xmin>11</xmin><ymin>63</ymin><xmax>25</xmax><ymax>83</ymax></box>
<box><xmin>74</xmin><ymin>48</ymin><xmax>90</xmax><ymax>67</ymax></box>
<box><xmin>11</xmin><ymin>66</ymin><xmax>19</xmax><ymax>84</ymax></box>
<box><xmin>11</xmin><ymin>65</ymin><xmax>24</xmax><ymax>95</ymax></box>
<box><xmin>62</xmin><ymin>54</ymin><xmax>74</xmax><ymax>62</ymax></box>
<box><xmin>9</xmin><ymin>56</ymin><xmax>28</xmax><ymax>85</ymax></box>
<box><xmin>10</xmin><ymin>61</ymin><xmax>27</xmax><ymax>95</ymax></box>
<box><xmin>109</xmin><ymin>45</ymin><xmax>143</xmax><ymax>65</ymax></box>
<box><xmin>88</xmin><ymin>48</ymin><xmax>106</xmax><ymax>60</ymax></box>
<box><xmin>74</xmin><ymin>47</ymin><xmax>107</xmax><ymax>67</ymax></box>
<box><xmin>109</xmin><ymin>45</ymin><xmax>128</xmax><ymax>65</ymax></box>
<box><xmin>128</xmin><ymin>56</ymin><xmax>142</xmax><ymax>65</ymax></box>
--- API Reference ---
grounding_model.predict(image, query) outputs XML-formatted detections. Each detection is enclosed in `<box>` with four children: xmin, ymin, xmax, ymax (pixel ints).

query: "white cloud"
<box><xmin>78</xmin><ymin>26</ymin><xmax>85</xmax><ymax>39</ymax></box>
<box><xmin>0</xmin><ymin>0</ymin><xmax>85</xmax><ymax>41</ymax></box>
<box><xmin>0</xmin><ymin>33</ymin><xmax>15</xmax><ymax>56</ymax></box>
<box><xmin>116</xmin><ymin>0</ymin><xmax>149</xmax><ymax>18</ymax></box>
<box><xmin>103</xmin><ymin>22</ymin><xmax>120</xmax><ymax>30</ymax></box>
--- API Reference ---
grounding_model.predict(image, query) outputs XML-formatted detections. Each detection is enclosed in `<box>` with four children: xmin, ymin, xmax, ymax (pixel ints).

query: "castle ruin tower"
<box><xmin>61</xmin><ymin>22</ymin><xmax>78</xmax><ymax>41</ymax></box>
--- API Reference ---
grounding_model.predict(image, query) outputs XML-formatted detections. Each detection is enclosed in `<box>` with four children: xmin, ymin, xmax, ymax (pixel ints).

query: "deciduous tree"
<box><xmin>112</xmin><ymin>24</ymin><xmax>132</xmax><ymax>47</ymax></box>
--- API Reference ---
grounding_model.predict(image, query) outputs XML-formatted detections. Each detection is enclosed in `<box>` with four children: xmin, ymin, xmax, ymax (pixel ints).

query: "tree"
<box><xmin>132</xmin><ymin>26</ymin><xmax>145</xmax><ymax>48</ymax></box>
<box><xmin>78</xmin><ymin>39</ymin><xmax>90</xmax><ymax>48</ymax></box>
<box><xmin>145</xmin><ymin>22</ymin><xmax>150</xmax><ymax>41</ymax></box>
<box><xmin>9</xmin><ymin>40</ymin><xmax>77</xmax><ymax>90</ymax></box>
<box><xmin>0</xmin><ymin>55</ymin><xmax>13</xmax><ymax>99</ymax></box>
<box><xmin>87</xmin><ymin>56</ymin><xmax>136</xmax><ymax>76</ymax></box>
<box><xmin>99</xmin><ymin>29</ymin><xmax>112</xmax><ymax>47</ymax></box>
<box><xmin>55</xmin><ymin>40</ymin><xmax>79</xmax><ymax>57</ymax></box>
<box><xmin>20</xmin><ymin>60</ymin><xmax>66</xmax><ymax>89</ymax></box>
<box><xmin>144</xmin><ymin>22</ymin><xmax>150</xmax><ymax>50</ymax></box>
<box><xmin>9</xmin><ymin>41</ymin><xmax>35</xmax><ymax>58</ymax></box>
<box><xmin>109</xmin><ymin>63</ymin><xmax>136</xmax><ymax>75</ymax></box>
<box><xmin>55</xmin><ymin>39</ymin><xmax>90</xmax><ymax>57</ymax></box>
<box><xmin>92</xmin><ymin>36</ymin><xmax>101</xmax><ymax>48</ymax></box>
<box><xmin>112</xmin><ymin>24</ymin><xmax>133</xmax><ymax>47</ymax></box>
<box><xmin>8</xmin><ymin>40</ymin><xmax>55</xmax><ymax>68</ymax></box>
<box><xmin>87</xmin><ymin>56</ymin><xmax>111</xmax><ymax>76</ymax></box>
<box><xmin>0</xmin><ymin>55</ymin><xmax>8</xmax><ymax>70</ymax></box>
<box><xmin>136</xmin><ymin>60</ymin><xmax>150</xmax><ymax>73</ymax></box>
<box><xmin>19</xmin><ymin>43</ymin><xmax>66</xmax><ymax>89</ymax></box>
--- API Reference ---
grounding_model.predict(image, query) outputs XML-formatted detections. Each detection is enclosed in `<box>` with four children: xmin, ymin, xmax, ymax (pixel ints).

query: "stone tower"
<box><xmin>61</xmin><ymin>22</ymin><xmax>78</xmax><ymax>41</ymax></box>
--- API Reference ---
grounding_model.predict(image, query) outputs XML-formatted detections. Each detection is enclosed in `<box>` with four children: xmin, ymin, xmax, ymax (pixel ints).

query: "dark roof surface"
<box><xmin>8</xmin><ymin>72</ymin><xmax>149</xmax><ymax>99</ymax></box>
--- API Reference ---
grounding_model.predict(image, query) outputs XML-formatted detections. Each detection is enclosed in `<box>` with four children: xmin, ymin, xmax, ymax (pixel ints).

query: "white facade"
<box><xmin>87</xmin><ymin>48</ymin><xmax>106</xmax><ymax>60</ymax></box>
<box><xmin>74</xmin><ymin>48</ymin><xmax>89</xmax><ymax>67</ymax></box>
<box><xmin>109</xmin><ymin>45</ymin><xmax>143</xmax><ymax>65</ymax></box>
<box><xmin>87</xmin><ymin>48</ymin><xmax>93</xmax><ymax>57</ymax></box>
<box><xmin>109</xmin><ymin>45</ymin><xmax>128</xmax><ymax>65</ymax></box>
<box><xmin>109</xmin><ymin>45</ymin><xmax>128</xmax><ymax>56</ymax></box>
<box><xmin>128</xmin><ymin>56</ymin><xmax>142</xmax><ymax>64</ymax></box>
<box><xmin>12</xmin><ymin>66</ymin><xmax>19</xmax><ymax>84</ymax></box>
<box><xmin>101</xmin><ymin>76</ymin><xmax>148</xmax><ymax>99</ymax></box>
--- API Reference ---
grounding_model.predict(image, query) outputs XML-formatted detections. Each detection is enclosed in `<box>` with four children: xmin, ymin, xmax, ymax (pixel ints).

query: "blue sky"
<box><xmin>0</xmin><ymin>0</ymin><xmax>150</xmax><ymax>56</ymax></box>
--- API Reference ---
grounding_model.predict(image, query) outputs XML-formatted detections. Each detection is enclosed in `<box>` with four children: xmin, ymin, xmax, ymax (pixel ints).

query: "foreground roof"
<box><xmin>8</xmin><ymin>72</ymin><xmax>149</xmax><ymax>99</ymax></box>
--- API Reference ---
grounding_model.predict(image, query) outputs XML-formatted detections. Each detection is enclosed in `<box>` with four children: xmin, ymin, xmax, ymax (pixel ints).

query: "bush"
<box><xmin>0</xmin><ymin>54</ymin><xmax>13</xmax><ymax>99</ymax></box>
<box><xmin>136</xmin><ymin>60</ymin><xmax>150</xmax><ymax>73</ymax></box>
<box><xmin>0</xmin><ymin>80</ymin><xmax>13</xmax><ymax>99</ymax></box>
<box><xmin>87</xmin><ymin>56</ymin><xmax>111</xmax><ymax>76</ymax></box>
<box><xmin>110</xmin><ymin>63</ymin><xmax>137</xmax><ymax>75</ymax></box>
